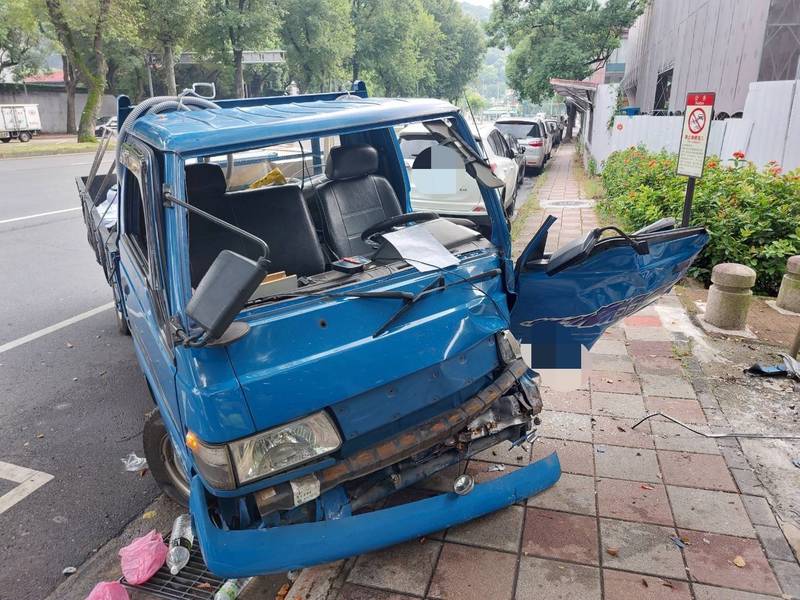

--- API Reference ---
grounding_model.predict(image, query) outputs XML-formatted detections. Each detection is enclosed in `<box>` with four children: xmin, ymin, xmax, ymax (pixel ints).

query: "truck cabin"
<box><xmin>122</xmin><ymin>96</ymin><xmax>510</xmax><ymax>319</ymax></box>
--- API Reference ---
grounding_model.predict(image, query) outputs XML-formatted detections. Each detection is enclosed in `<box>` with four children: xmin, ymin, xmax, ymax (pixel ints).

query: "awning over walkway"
<box><xmin>549</xmin><ymin>78</ymin><xmax>597</xmax><ymax>112</ymax></box>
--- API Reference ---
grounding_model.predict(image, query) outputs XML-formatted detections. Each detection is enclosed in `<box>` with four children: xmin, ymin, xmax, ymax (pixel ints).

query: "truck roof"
<box><xmin>129</xmin><ymin>96</ymin><xmax>459</xmax><ymax>156</ymax></box>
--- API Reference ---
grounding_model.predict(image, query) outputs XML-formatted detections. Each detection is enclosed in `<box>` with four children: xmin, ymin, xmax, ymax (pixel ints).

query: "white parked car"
<box><xmin>494</xmin><ymin>117</ymin><xmax>550</xmax><ymax>174</ymax></box>
<box><xmin>398</xmin><ymin>123</ymin><xmax>522</xmax><ymax>231</ymax></box>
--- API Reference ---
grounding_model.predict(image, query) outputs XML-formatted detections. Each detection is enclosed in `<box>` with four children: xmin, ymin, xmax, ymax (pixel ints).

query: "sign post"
<box><xmin>677</xmin><ymin>92</ymin><xmax>715</xmax><ymax>226</ymax></box>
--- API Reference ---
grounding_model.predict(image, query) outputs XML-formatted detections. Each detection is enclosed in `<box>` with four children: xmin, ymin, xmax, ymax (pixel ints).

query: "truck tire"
<box><xmin>112</xmin><ymin>284</ymin><xmax>130</xmax><ymax>336</ymax></box>
<box><xmin>143</xmin><ymin>407</ymin><xmax>190</xmax><ymax>507</ymax></box>
<box><xmin>18</xmin><ymin>131</ymin><xmax>31</xmax><ymax>143</ymax></box>
<box><xmin>1</xmin><ymin>138</ymin><xmax>10</xmax><ymax>143</ymax></box>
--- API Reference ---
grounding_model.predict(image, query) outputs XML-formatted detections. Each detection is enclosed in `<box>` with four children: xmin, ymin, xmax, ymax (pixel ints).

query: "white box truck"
<box><xmin>0</xmin><ymin>104</ymin><xmax>42</xmax><ymax>143</ymax></box>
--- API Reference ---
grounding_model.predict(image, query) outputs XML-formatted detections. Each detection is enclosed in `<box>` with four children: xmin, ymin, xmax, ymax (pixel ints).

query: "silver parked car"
<box><xmin>494</xmin><ymin>117</ymin><xmax>548</xmax><ymax>175</ymax></box>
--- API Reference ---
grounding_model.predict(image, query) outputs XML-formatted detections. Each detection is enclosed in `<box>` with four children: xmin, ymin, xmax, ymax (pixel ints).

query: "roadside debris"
<box><xmin>632</xmin><ymin>412</ymin><xmax>800</xmax><ymax>440</ymax></box>
<box><xmin>86</xmin><ymin>580</ymin><xmax>130</xmax><ymax>600</ymax></box>
<box><xmin>61</xmin><ymin>566</ymin><xmax>77</xmax><ymax>575</ymax></box>
<box><xmin>487</xmin><ymin>464</ymin><xmax>506</xmax><ymax>472</ymax></box>
<box><xmin>166</xmin><ymin>514</ymin><xmax>194</xmax><ymax>575</ymax></box>
<box><xmin>745</xmin><ymin>353</ymin><xmax>800</xmax><ymax>380</ymax></box>
<box><xmin>119</xmin><ymin>529</ymin><xmax>168</xmax><ymax>585</ymax></box>
<box><xmin>121</xmin><ymin>453</ymin><xmax>147</xmax><ymax>472</ymax></box>
<box><xmin>275</xmin><ymin>582</ymin><xmax>291</xmax><ymax>600</ymax></box>
<box><xmin>214</xmin><ymin>577</ymin><xmax>253</xmax><ymax>600</ymax></box>
<box><xmin>669</xmin><ymin>536</ymin><xmax>686</xmax><ymax>549</ymax></box>
<box><xmin>606</xmin><ymin>547</ymin><xmax>619</xmax><ymax>556</ymax></box>
<box><xmin>732</xmin><ymin>555</ymin><xmax>747</xmax><ymax>568</ymax></box>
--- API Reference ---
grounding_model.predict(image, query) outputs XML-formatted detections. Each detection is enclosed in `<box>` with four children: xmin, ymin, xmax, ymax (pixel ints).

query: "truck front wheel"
<box><xmin>111</xmin><ymin>284</ymin><xmax>130</xmax><ymax>336</ymax></box>
<box><xmin>1</xmin><ymin>138</ymin><xmax>10</xmax><ymax>143</ymax></box>
<box><xmin>18</xmin><ymin>131</ymin><xmax>31</xmax><ymax>143</ymax></box>
<box><xmin>143</xmin><ymin>408</ymin><xmax>190</xmax><ymax>507</ymax></box>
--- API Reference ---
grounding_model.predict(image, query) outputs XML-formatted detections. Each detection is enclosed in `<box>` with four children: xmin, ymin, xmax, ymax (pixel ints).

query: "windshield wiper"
<box><xmin>373</xmin><ymin>268</ymin><xmax>501</xmax><ymax>337</ymax></box>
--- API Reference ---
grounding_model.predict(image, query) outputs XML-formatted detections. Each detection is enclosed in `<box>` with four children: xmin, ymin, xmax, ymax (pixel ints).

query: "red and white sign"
<box><xmin>677</xmin><ymin>92</ymin><xmax>715</xmax><ymax>178</ymax></box>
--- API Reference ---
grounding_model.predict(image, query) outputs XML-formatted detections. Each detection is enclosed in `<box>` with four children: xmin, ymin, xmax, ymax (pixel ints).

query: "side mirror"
<box><xmin>186</xmin><ymin>250</ymin><xmax>269</xmax><ymax>343</ymax></box>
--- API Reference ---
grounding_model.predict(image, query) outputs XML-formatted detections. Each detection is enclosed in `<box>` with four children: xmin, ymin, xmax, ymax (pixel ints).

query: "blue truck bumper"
<box><xmin>190</xmin><ymin>451</ymin><xmax>561</xmax><ymax>577</ymax></box>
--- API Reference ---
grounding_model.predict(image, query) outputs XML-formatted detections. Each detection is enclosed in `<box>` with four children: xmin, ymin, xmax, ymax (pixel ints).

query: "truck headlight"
<box><xmin>229</xmin><ymin>412</ymin><xmax>341</xmax><ymax>484</ymax></box>
<box><xmin>186</xmin><ymin>431</ymin><xmax>236</xmax><ymax>490</ymax></box>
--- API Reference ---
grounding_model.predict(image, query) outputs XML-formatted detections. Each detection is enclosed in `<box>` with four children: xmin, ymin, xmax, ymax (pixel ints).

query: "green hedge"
<box><xmin>599</xmin><ymin>147</ymin><xmax>800</xmax><ymax>295</ymax></box>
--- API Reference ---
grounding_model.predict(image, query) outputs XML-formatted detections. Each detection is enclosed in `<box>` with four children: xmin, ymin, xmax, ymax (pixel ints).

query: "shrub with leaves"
<box><xmin>599</xmin><ymin>146</ymin><xmax>800</xmax><ymax>295</ymax></box>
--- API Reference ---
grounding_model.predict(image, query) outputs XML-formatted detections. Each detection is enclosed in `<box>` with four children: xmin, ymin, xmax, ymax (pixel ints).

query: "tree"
<box><xmin>280</xmin><ymin>0</ymin><xmax>353</xmax><ymax>92</ymax></box>
<box><xmin>421</xmin><ymin>0</ymin><xmax>486</xmax><ymax>102</ymax></box>
<box><xmin>488</xmin><ymin>0</ymin><xmax>644</xmax><ymax>106</ymax></box>
<box><xmin>0</xmin><ymin>0</ymin><xmax>42</xmax><ymax>79</ymax></box>
<box><xmin>198</xmin><ymin>0</ymin><xmax>283</xmax><ymax>98</ymax></box>
<box><xmin>43</xmin><ymin>0</ymin><xmax>113</xmax><ymax>141</ymax></box>
<box><xmin>351</xmin><ymin>0</ymin><xmax>439</xmax><ymax>97</ymax></box>
<box><xmin>462</xmin><ymin>89</ymin><xmax>488</xmax><ymax>114</ymax></box>
<box><xmin>140</xmin><ymin>0</ymin><xmax>200</xmax><ymax>95</ymax></box>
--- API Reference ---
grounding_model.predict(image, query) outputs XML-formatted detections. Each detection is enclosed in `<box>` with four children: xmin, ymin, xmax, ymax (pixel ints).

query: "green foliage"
<box><xmin>0</xmin><ymin>0</ymin><xmax>45</xmax><ymax>78</ymax></box>
<box><xmin>487</xmin><ymin>0</ymin><xmax>645</xmax><ymax>103</ymax></box>
<box><xmin>599</xmin><ymin>147</ymin><xmax>800</xmax><ymax>295</ymax></box>
<box><xmin>280</xmin><ymin>0</ymin><xmax>353</xmax><ymax>92</ymax></box>
<box><xmin>420</xmin><ymin>0</ymin><xmax>485</xmax><ymax>102</ymax></box>
<box><xmin>462</xmin><ymin>89</ymin><xmax>489</xmax><ymax>113</ymax></box>
<box><xmin>351</xmin><ymin>0</ymin><xmax>438</xmax><ymax>97</ymax></box>
<box><xmin>606</xmin><ymin>84</ymin><xmax>624</xmax><ymax>130</ymax></box>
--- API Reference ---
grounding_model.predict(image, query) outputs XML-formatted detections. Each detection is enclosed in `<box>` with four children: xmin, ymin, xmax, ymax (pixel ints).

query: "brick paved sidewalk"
<box><xmin>287</xmin><ymin>144</ymin><xmax>799</xmax><ymax>600</ymax></box>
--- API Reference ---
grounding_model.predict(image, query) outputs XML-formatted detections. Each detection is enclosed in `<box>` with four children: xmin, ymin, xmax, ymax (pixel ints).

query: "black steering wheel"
<box><xmin>361</xmin><ymin>212</ymin><xmax>440</xmax><ymax>246</ymax></box>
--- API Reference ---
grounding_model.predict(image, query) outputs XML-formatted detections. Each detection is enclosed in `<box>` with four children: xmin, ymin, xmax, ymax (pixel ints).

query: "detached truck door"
<box><xmin>509</xmin><ymin>218</ymin><xmax>708</xmax><ymax>387</ymax></box>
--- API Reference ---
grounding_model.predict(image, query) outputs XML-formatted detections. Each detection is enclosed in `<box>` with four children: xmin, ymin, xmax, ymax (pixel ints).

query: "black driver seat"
<box><xmin>315</xmin><ymin>144</ymin><xmax>402</xmax><ymax>258</ymax></box>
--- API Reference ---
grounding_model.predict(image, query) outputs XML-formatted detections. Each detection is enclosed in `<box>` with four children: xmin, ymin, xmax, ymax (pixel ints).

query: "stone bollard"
<box><xmin>777</xmin><ymin>255</ymin><xmax>800</xmax><ymax>314</ymax></box>
<box><xmin>704</xmin><ymin>263</ymin><xmax>757</xmax><ymax>330</ymax></box>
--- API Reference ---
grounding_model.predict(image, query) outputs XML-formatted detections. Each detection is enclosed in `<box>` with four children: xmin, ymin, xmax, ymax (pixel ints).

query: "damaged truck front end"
<box><xmin>190</xmin><ymin>331</ymin><xmax>558</xmax><ymax>576</ymax></box>
<box><xmin>77</xmin><ymin>82</ymin><xmax>707</xmax><ymax>578</ymax></box>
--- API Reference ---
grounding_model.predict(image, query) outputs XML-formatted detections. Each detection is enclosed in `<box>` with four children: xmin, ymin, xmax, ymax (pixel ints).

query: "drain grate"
<box><xmin>120</xmin><ymin>539</ymin><xmax>225</xmax><ymax>600</ymax></box>
<box><xmin>541</xmin><ymin>200</ymin><xmax>593</xmax><ymax>208</ymax></box>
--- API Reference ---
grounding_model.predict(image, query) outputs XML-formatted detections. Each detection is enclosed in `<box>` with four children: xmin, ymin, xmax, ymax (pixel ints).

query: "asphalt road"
<box><xmin>0</xmin><ymin>153</ymin><xmax>160</xmax><ymax>600</ymax></box>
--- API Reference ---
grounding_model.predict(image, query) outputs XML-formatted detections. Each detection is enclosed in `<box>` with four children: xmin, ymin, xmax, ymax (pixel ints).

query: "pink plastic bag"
<box><xmin>118</xmin><ymin>529</ymin><xmax>168</xmax><ymax>584</ymax></box>
<box><xmin>85</xmin><ymin>581</ymin><xmax>129</xmax><ymax>600</ymax></box>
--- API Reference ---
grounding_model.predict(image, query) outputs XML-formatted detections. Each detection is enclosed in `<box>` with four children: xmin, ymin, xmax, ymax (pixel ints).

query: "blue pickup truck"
<box><xmin>77</xmin><ymin>83</ymin><xmax>707</xmax><ymax>577</ymax></box>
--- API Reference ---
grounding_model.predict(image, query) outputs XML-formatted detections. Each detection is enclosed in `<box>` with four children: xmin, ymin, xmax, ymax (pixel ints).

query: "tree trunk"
<box><xmin>565</xmin><ymin>103</ymin><xmax>577</xmax><ymax>141</ymax></box>
<box><xmin>45</xmin><ymin>0</ymin><xmax>110</xmax><ymax>142</ymax></box>
<box><xmin>163</xmin><ymin>43</ymin><xmax>177</xmax><ymax>96</ymax></box>
<box><xmin>62</xmin><ymin>54</ymin><xmax>77</xmax><ymax>134</ymax></box>
<box><xmin>233</xmin><ymin>48</ymin><xmax>244</xmax><ymax>98</ymax></box>
<box><xmin>352</xmin><ymin>59</ymin><xmax>360</xmax><ymax>82</ymax></box>
<box><xmin>78</xmin><ymin>72</ymin><xmax>104</xmax><ymax>142</ymax></box>
<box><xmin>76</xmin><ymin>0</ymin><xmax>111</xmax><ymax>142</ymax></box>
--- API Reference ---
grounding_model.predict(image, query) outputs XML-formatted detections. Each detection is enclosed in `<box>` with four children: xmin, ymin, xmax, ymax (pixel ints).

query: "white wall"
<box><xmin>584</xmin><ymin>80</ymin><xmax>800</xmax><ymax>172</ymax></box>
<box><xmin>0</xmin><ymin>88</ymin><xmax>116</xmax><ymax>133</ymax></box>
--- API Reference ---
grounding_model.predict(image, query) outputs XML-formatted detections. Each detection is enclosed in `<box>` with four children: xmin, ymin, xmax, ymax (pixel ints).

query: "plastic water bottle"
<box><xmin>214</xmin><ymin>577</ymin><xmax>252</xmax><ymax>600</ymax></box>
<box><xmin>166</xmin><ymin>513</ymin><xmax>194</xmax><ymax>575</ymax></box>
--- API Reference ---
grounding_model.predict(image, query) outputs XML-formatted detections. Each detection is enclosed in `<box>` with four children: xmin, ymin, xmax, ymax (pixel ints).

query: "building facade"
<box><xmin>621</xmin><ymin>0</ymin><xmax>800</xmax><ymax>117</ymax></box>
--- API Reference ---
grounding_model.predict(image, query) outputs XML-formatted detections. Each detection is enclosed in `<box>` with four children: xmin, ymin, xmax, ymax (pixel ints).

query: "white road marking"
<box><xmin>0</xmin><ymin>461</ymin><xmax>54</xmax><ymax>515</ymax></box>
<box><xmin>0</xmin><ymin>302</ymin><xmax>114</xmax><ymax>355</ymax></box>
<box><xmin>0</xmin><ymin>207</ymin><xmax>81</xmax><ymax>225</ymax></box>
